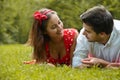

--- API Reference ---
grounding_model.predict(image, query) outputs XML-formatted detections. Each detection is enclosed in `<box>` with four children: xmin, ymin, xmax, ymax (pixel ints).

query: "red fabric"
<box><xmin>45</xmin><ymin>28</ymin><xmax>77</xmax><ymax>65</ymax></box>
<box><xmin>34</xmin><ymin>11</ymin><xmax>47</xmax><ymax>25</ymax></box>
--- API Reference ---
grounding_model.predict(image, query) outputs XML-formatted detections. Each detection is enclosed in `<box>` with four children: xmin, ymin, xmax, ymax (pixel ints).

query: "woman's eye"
<box><xmin>58</xmin><ymin>21</ymin><xmax>60</xmax><ymax>24</ymax></box>
<box><xmin>51</xmin><ymin>25</ymin><xmax>56</xmax><ymax>29</ymax></box>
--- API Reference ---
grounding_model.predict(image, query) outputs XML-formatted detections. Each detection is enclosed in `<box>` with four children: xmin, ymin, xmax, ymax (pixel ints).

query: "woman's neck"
<box><xmin>50</xmin><ymin>37</ymin><xmax>63</xmax><ymax>44</ymax></box>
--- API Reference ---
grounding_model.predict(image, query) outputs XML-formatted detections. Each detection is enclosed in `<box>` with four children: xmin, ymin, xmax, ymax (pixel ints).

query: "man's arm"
<box><xmin>82</xmin><ymin>57</ymin><xmax>120</xmax><ymax>68</ymax></box>
<box><xmin>81</xmin><ymin>57</ymin><xmax>110</xmax><ymax>67</ymax></box>
<box><xmin>72</xmin><ymin>29</ymin><xmax>89</xmax><ymax>68</ymax></box>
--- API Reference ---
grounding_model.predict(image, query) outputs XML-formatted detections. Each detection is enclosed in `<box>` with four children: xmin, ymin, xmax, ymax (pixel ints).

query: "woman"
<box><xmin>24</xmin><ymin>8</ymin><xmax>78</xmax><ymax>66</ymax></box>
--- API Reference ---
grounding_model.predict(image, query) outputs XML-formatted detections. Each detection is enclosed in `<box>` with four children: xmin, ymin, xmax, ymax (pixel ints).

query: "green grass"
<box><xmin>0</xmin><ymin>44</ymin><xmax>120</xmax><ymax>80</ymax></box>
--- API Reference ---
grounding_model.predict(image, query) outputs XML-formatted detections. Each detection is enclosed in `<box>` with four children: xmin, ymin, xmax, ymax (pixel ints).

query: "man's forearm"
<box><xmin>106</xmin><ymin>63</ymin><xmax>120</xmax><ymax>67</ymax></box>
<box><xmin>99</xmin><ymin>59</ymin><xmax>111</xmax><ymax>67</ymax></box>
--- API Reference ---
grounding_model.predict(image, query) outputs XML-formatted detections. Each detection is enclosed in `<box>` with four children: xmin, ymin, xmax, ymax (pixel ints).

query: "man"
<box><xmin>72</xmin><ymin>5</ymin><xmax>120</xmax><ymax>68</ymax></box>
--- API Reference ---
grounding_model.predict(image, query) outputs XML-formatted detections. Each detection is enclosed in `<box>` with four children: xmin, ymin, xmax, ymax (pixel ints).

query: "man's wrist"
<box><xmin>99</xmin><ymin>59</ymin><xmax>110</xmax><ymax>67</ymax></box>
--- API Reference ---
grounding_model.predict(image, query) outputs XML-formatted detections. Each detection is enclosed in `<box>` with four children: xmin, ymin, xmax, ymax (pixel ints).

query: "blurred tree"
<box><xmin>0</xmin><ymin>0</ymin><xmax>120</xmax><ymax>44</ymax></box>
<box><xmin>0</xmin><ymin>0</ymin><xmax>51</xmax><ymax>44</ymax></box>
<box><xmin>46</xmin><ymin>0</ymin><xmax>120</xmax><ymax>30</ymax></box>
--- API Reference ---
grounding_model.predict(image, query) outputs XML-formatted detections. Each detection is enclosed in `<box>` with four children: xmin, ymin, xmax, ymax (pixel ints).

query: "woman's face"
<box><xmin>46</xmin><ymin>14</ymin><xmax>64</xmax><ymax>41</ymax></box>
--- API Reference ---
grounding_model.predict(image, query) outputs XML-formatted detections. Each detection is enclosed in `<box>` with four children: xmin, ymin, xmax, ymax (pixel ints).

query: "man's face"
<box><xmin>82</xmin><ymin>23</ymin><xmax>102</xmax><ymax>42</ymax></box>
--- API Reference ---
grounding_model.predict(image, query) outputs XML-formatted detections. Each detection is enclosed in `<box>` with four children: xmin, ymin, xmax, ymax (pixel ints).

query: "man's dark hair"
<box><xmin>80</xmin><ymin>5</ymin><xmax>113</xmax><ymax>34</ymax></box>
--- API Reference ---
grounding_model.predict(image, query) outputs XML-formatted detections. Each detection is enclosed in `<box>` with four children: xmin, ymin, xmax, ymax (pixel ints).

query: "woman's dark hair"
<box><xmin>27</xmin><ymin>8</ymin><xmax>57</xmax><ymax>63</ymax></box>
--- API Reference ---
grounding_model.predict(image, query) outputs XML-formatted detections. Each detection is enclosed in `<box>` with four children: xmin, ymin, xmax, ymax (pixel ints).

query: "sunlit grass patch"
<box><xmin>0</xmin><ymin>44</ymin><xmax>120</xmax><ymax>80</ymax></box>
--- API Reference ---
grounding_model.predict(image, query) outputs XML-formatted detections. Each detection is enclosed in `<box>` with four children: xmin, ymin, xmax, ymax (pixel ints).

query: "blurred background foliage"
<box><xmin>0</xmin><ymin>0</ymin><xmax>120</xmax><ymax>44</ymax></box>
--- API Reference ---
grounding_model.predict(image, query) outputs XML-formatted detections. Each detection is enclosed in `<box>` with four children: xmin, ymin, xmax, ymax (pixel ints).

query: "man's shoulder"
<box><xmin>114</xmin><ymin>19</ymin><xmax>120</xmax><ymax>30</ymax></box>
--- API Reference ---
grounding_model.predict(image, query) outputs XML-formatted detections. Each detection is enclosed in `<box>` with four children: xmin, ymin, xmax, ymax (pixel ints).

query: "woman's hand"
<box><xmin>47</xmin><ymin>63</ymin><xmax>55</xmax><ymax>67</ymax></box>
<box><xmin>23</xmin><ymin>60</ymin><xmax>36</xmax><ymax>64</ymax></box>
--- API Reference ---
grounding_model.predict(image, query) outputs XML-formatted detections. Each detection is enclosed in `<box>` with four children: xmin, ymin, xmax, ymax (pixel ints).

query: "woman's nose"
<box><xmin>57</xmin><ymin>25</ymin><xmax>62</xmax><ymax>31</ymax></box>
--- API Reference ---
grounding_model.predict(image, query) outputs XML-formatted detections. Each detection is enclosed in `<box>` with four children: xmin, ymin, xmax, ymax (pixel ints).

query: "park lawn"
<box><xmin>0</xmin><ymin>44</ymin><xmax>120</xmax><ymax>80</ymax></box>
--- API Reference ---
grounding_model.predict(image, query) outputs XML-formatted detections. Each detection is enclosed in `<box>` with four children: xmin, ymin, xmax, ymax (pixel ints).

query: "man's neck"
<box><xmin>101</xmin><ymin>34</ymin><xmax>110</xmax><ymax>45</ymax></box>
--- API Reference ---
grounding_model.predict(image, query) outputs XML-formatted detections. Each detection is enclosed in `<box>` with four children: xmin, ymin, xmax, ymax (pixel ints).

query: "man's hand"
<box><xmin>81</xmin><ymin>57</ymin><xmax>101</xmax><ymax>65</ymax></box>
<box><xmin>81</xmin><ymin>57</ymin><xmax>111</xmax><ymax>67</ymax></box>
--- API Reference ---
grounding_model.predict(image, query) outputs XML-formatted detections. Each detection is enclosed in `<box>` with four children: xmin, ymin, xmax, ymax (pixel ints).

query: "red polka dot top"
<box><xmin>45</xmin><ymin>28</ymin><xmax>77</xmax><ymax>66</ymax></box>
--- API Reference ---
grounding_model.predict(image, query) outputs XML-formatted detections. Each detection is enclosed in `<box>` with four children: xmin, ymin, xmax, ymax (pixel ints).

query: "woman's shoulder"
<box><xmin>64</xmin><ymin>28</ymin><xmax>77</xmax><ymax>31</ymax></box>
<box><xmin>63</xmin><ymin>28</ymin><xmax>78</xmax><ymax>41</ymax></box>
<box><xmin>63</xmin><ymin>28</ymin><xmax>78</xmax><ymax>35</ymax></box>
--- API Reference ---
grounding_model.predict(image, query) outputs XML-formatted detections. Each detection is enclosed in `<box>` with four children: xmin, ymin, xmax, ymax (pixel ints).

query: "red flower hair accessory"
<box><xmin>34</xmin><ymin>11</ymin><xmax>48</xmax><ymax>25</ymax></box>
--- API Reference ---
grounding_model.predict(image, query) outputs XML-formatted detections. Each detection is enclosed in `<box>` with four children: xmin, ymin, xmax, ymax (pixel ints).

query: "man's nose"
<box><xmin>82</xmin><ymin>30</ymin><xmax>86</xmax><ymax>35</ymax></box>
